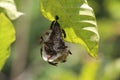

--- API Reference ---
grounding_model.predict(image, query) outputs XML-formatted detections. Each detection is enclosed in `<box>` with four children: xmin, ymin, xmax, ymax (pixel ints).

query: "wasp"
<box><xmin>40</xmin><ymin>16</ymin><xmax>72</xmax><ymax>66</ymax></box>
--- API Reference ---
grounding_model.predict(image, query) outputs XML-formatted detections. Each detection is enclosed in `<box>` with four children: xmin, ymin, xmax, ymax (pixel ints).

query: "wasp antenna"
<box><xmin>68</xmin><ymin>50</ymin><xmax>72</xmax><ymax>55</ymax></box>
<box><xmin>55</xmin><ymin>16</ymin><xmax>59</xmax><ymax>21</ymax></box>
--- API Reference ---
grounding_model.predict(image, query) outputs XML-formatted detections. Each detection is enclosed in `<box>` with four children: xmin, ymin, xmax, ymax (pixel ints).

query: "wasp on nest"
<box><xmin>40</xmin><ymin>16</ymin><xmax>72</xmax><ymax>66</ymax></box>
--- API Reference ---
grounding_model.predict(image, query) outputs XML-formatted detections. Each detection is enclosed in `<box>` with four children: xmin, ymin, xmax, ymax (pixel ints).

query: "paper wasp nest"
<box><xmin>40</xmin><ymin>16</ymin><xmax>72</xmax><ymax>66</ymax></box>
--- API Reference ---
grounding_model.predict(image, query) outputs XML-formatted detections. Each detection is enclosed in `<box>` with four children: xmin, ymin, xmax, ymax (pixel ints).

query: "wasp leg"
<box><xmin>62</xmin><ymin>29</ymin><xmax>66</xmax><ymax>38</ymax></box>
<box><xmin>68</xmin><ymin>50</ymin><xmax>72</xmax><ymax>55</ymax></box>
<box><xmin>62</xmin><ymin>60</ymin><xmax>66</xmax><ymax>63</ymax></box>
<box><xmin>40</xmin><ymin>36</ymin><xmax>43</xmax><ymax>44</ymax></box>
<box><xmin>40</xmin><ymin>48</ymin><xmax>42</xmax><ymax>57</ymax></box>
<box><xmin>48</xmin><ymin>62</ymin><xmax>58</xmax><ymax>66</ymax></box>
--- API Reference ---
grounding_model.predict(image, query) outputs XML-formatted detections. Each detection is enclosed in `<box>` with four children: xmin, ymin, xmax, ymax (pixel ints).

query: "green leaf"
<box><xmin>0</xmin><ymin>0</ymin><xmax>23</xmax><ymax>20</ymax></box>
<box><xmin>40</xmin><ymin>0</ymin><xmax>99</xmax><ymax>58</ymax></box>
<box><xmin>0</xmin><ymin>13</ymin><xmax>15</xmax><ymax>70</ymax></box>
<box><xmin>78</xmin><ymin>61</ymin><xmax>99</xmax><ymax>80</ymax></box>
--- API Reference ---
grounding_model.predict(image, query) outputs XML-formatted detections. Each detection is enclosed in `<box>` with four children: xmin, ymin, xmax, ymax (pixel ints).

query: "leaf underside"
<box><xmin>0</xmin><ymin>13</ymin><xmax>15</xmax><ymax>70</ymax></box>
<box><xmin>0</xmin><ymin>0</ymin><xmax>23</xmax><ymax>20</ymax></box>
<box><xmin>40</xmin><ymin>0</ymin><xmax>100</xmax><ymax>58</ymax></box>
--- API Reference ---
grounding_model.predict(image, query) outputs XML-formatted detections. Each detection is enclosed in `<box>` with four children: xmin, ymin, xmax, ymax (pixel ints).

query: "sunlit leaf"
<box><xmin>40</xmin><ymin>0</ymin><xmax>99</xmax><ymax>57</ymax></box>
<box><xmin>0</xmin><ymin>13</ymin><xmax>15</xmax><ymax>70</ymax></box>
<box><xmin>0</xmin><ymin>0</ymin><xmax>23</xmax><ymax>20</ymax></box>
<box><xmin>79</xmin><ymin>61</ymin><xmax>99</xmax><ymax>80</ymax></box>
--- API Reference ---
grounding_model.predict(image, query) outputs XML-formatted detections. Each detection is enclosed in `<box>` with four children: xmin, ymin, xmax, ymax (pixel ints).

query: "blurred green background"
<box><xmin>0</xmin><ymin>0</ymin><xmax>120</xmax><ymax>80</ymax></box>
